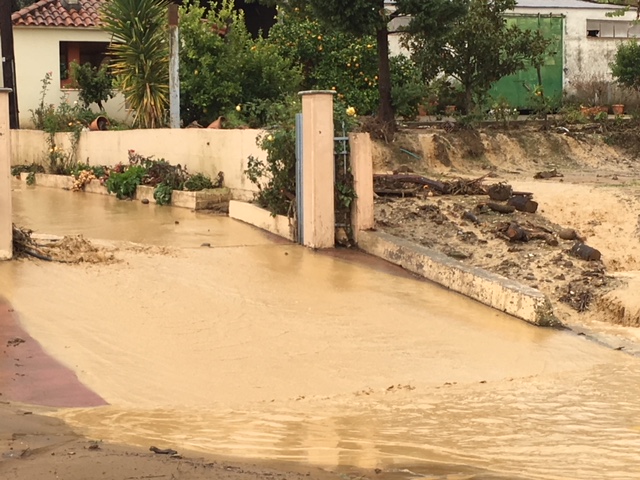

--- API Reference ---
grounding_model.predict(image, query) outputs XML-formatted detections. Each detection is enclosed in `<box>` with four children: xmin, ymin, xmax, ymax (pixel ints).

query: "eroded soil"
<box><xmin>373</xmin><ymin>122</ymin><xmax>640</xmax><ymax>333</ymax></box>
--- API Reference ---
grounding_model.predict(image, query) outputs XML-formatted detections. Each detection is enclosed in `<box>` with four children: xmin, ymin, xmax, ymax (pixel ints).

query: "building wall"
<box><xmin>10</xmin><ymin>128</ymin><xmax>266</xmax><ymax>201</ymax></box>
<box><xmin>513</xmin><ymin>6</ymin><xmax>638</xmax><ymax>91</ymax></box>
<box><xmin>9</xmin><ymin>27</ymin><xmax>127</xmax><ymax>127</ymax></box>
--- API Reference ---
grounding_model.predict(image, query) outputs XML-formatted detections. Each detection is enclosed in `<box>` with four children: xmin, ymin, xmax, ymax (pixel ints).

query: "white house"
<box><xmin>3</xmin><ymin>0</ymin><xmax>126</xmax><ymax>128</ymax></box>
<box><xmin>389</xmin><ymin>0</ymin><xmax>638</xmax><ymax>96</ymax></box>
<box><xmin>513</xmin><ymin>0</ymin><xmax>638</xmax><ymax>91</ymax></box>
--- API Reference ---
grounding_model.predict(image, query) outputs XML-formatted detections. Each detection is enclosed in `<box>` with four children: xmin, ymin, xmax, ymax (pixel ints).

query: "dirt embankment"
<box><xmin>371</xmin><ymin>123</ymin><xmax>640</xmax><ymax>335</ymax></box>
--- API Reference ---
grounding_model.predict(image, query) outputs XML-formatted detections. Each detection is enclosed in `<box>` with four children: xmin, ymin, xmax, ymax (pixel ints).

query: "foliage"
<box><xmin>527</xmin><ymin>84</ymin><xmax>561</xmax><ymax>120</ymax></box>
<box><xmin>179</xmin><ymin>0</ymin><xmax>302</xmax><ymax>127</ymax></box>
<box><xmin>488</xmin><ymin>96</ymin><xmax>518</xmax><ymax>126</ymax></box>
<box><xmin>153</xmin><ymin>182</ymin><xmax>173</xmax><ymax>205</ymax></box>
<box><xmin>245</xmin><ymin>97</ymin><xmax>300</xmax><ymax>216</ymax></box>
<box><xmin>101</xmin><ymin>0</ymin><xmax>169</xmax><ymax>128</ymax></box>
<box><xmin>183</xmin><ymin>173</ymin><xmax>215</xmax><ymax>191</ymax></box>
<box><xmin>70</xmin><ymin>62</ymin><xmax>115</xmax><ymax>110</ymax></box>
<box><xmin>408</xmin><ymin>0</ymin><xmax>550</xmax><ymax>114</ymax></box>
<box><xmin>266</xmin><ymin>0</ymin><xmax>466</xmax><ymax>126</ymax></box>
<box><xmin>11</xmin><ymin>163</ymin><xmax>45</xmax><ymax>177</ymax></box>
<box><xmin>611</xmin><ymin>41</ymin><xmax>640</xmax><ymax>93</ymax></box>
<box><xmin>30</xmin><ymin>72</ymin><xmax>98</xmax><ymax>174</ymax></box>
<box><xmin>559</xmin><ymin>105</ymin><xmax>588</xmax><ymax>124</ymax></box>
<box><xmin>105</xmin><ymin>150</ymin><xmax>220</xmax><ymax>202</ymax></box>
<box><xmin>106</xmin><ymin>165</ymin><xmax>147</xmax><ymax>199</ymax></box>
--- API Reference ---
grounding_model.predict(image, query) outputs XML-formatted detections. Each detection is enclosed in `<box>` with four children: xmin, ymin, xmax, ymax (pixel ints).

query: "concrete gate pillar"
<box><xmin>349</xmin><ymin>133</ymin><xmax>374</xmax><ymax>243</ymax></box>
<box><xmin>299</xmin><ymin>90</ymin><xmax>335</xmax><ymax>249</ymax></box>
<box><xmin>0</xmin><ymin>89</ymin><xmax>12</xmax><ymax>260</ymax></box>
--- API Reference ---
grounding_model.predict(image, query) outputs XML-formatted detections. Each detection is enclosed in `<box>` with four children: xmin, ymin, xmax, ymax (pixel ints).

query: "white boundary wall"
<box><xmin>11</xmin><ymin>128</ymin><xmax>266</xmax><ymax>201</ymax></box>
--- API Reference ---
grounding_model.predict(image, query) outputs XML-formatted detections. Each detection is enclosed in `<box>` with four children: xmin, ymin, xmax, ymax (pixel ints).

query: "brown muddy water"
<box><xmin>3</xmin><ymin>183</ymin><xmax>640</xmax><ymax>479</ymax></box>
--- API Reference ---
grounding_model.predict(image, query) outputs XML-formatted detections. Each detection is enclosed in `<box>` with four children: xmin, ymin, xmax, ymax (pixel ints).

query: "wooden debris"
<box><xmin>507</xmin><ymin>195</ymin><xmax>538</xmax><ymax>213</ymax></box>
<box><xmin>485</xmin><ymin>202</ymin><xmax>516</xmax><ymax>214</ymax></box>
<box><xmin>506</xmin><ymin>222</ymin><xmax>529</xmax><ymax>242</ymax></box>
<box><xmin>461</xmin><ymin>210</ymin><xmax>481</xmax><ymax>224</ymax></box>
<box><xmin>558</xmin><ymin>228</ymin><xmax>584</xmax><ymax>242</ymax></box>
<box><xmin>534</xmin><ymin>168</ymin><xmax>563</xmax><ymax>180</ymax></box>
<box><xmin>487</xmin><ymin>183</ymin><xmax>512</xmax><ymax>201</ymax></box>
<box><xmin>374</xmin><ymin>188</ymin><xmax>419</xmax><ymax>197</ymax></box>
<box><xmin>372</xmin><ymin>174</ymin><xmax>488</xmax><ymax>195</ymax></box>
<box><xmin>570</xmin><ymin>243</ymin><xmax>602</xmax><ymax>261</ymax></box>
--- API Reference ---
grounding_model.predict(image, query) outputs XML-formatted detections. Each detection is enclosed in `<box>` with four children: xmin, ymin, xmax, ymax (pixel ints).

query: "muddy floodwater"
<box><xmin>3</xmin><ymin>183</ymin><xmax>640</xmax><ymax>479</ymax></box>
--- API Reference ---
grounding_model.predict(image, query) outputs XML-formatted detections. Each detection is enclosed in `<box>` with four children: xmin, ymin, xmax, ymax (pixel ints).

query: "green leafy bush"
<box><xmin>153</xmin><ymin>182</ymin><xmax>173</xmax><ymax>205</ymax></box>
<box><xmin>179</xmin><ymin>0</ymin><xmax>302</xmax><ymax>127</ymax></box>
<box><xmin>106</xmin><ymin>165</ymin><xmax>146</xmax><ymax>199</ymax></box>
<box><xmin>70</xmin><ymin>61</ymin><xmax>114</xmax><ymax>110</ymax></box>
<box><xmin>183</xmin><ymin>173</ymin><xmax>214</xmax><ymax>191</ymax></box>
<box><xmin>269</xmin><ymin>10</ymin><xmax>424</xmax><ymax>119</ymax></box>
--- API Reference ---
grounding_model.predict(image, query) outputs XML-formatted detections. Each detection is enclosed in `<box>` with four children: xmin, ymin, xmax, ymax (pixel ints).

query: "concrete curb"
<box><xmin>358</xmin><ymin>230</ymin><xmax>561</xmax><ymax>327</ymax></box>
<box><xmin>229</xmin><ymin>200</ymin><xmax>295</xmax><ymax>242</ymax></box>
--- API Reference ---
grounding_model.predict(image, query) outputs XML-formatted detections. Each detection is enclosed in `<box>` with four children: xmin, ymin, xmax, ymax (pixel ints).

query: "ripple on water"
<box><xmin>54</xmin><ymin>362</ymin><xmax>640</xmax><ymax>480</ymax></box>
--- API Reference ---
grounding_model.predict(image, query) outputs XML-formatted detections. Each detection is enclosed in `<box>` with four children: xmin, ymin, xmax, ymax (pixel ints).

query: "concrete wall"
<box><xmin>5</xmin><ymin>27</ymin><xmax>127</xmax><ymax>127</ymax></box>
<box><xmin>10</xmin><ymin>128</ymin><xmax>265</xmax><ymax>201</ymax></box>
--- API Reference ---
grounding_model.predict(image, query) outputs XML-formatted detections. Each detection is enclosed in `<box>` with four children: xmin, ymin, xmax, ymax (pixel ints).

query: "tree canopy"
<box><xmin>407</xmin><ymin>0</ymin><xmax>550</xmax><ymax>113</ymax></box>
<box><xmin>611</xmin><ymin>41</ymin><xmax>640</xmax><ymax>92</ymax></box>
<box><xmin>261</xmin><ymin>0</ymin><xmax>467</xmax><ymax>128</ymax></box>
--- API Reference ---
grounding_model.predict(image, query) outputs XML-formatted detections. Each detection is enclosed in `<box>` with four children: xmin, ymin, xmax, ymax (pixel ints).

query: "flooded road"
<box><xmin>3</xmin><ymin>183</ymin><xmax>640</xmax><ymax>479</ymax></box>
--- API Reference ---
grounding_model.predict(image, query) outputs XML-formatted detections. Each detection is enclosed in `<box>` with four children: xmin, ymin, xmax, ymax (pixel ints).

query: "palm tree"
<box><xmin>101</xmin><ymin>0</ymin><xmax>170</xmax><ymax>128</ymax></box>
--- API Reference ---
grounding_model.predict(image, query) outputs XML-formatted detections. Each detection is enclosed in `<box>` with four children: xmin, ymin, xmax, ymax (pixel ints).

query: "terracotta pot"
<box><xmin>612</xmin><ymin>104</ymin><xmax>625</xmax><ymax>115</ymax></box>
<box><xmin>89</xmin><ymin>116</ymin><xmax>109</xmax><ymax>131</ymax></box>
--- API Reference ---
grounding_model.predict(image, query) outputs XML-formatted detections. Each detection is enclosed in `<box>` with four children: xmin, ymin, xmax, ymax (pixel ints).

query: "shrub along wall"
<box><xmin>10</xmin><ymin>129</ymin><xmax>265</xmax><ymax>201</ymax></box>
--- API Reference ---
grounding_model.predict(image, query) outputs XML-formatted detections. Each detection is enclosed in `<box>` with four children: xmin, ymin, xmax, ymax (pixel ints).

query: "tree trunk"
<box><xmin>376</xmin><ymin>26</ymin><xmax>394</xmax><ymax>127</ymax></box>
<box><xmin>464</xmin><ymin>85</ymin><xmax>473</xmax><ymax>115</ymax></box>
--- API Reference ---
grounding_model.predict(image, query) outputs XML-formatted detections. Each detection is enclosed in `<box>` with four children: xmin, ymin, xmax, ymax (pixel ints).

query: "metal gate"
<box><xmin>295</xmin><ymin>112</ymin><xmax>304</xmax><ymax>244</ymax></box>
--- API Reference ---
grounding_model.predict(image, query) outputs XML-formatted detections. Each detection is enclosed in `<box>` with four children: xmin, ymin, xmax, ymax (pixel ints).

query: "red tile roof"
<box><xmin>12</xmin><ymin>0</ymin><xmax>106</xmax><ymax>28</ymax></box>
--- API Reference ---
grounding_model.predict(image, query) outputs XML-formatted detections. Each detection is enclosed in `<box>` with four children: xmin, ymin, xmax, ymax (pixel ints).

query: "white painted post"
<box><xmin>299</xmin><ymin>90</ymin><xmax>335</xmax><ymax>249</ymax></box>
<box><xmin>349</xmin><ymin>132</ymin><xmax>374</xmax><ymax>243</ymax></box>
<box><xmin>0</xmin><ymin>89</ymin><xmax>12</xmax><ymax>260</ymax></box>
<box><xmin>168</xmin><ymin>4</ymin><xmax>180</xmax><ymax>129</ymax></box>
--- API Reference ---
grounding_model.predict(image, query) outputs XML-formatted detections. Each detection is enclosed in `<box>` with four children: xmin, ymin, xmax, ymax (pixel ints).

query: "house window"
<box><xmin>586</xmin><ymin>19</ymin><xmax>640</xmax><ymax>38</ymax></box>
<box><xmin>59</xmin><ymin>41</ymin><xmax>110</xmax><ymax>86</ymax></box>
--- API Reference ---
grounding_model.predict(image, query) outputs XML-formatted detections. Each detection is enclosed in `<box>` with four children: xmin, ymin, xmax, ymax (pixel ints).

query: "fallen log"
<box><xmin>506</xmin><ymin>222</ymin><xmax>529</xmax><ymax>242</ymax></box>
<box><xmin>571</xmin><ymin>243</ymin><xmax>602</xmax><ymax>261</ymax></box>
<box><xmin>558</xmin><ymin>228</ymin><xmax>584</xmax><ymax>242</ymax></box>
<box><xmin>477</xmin><ymin>202</ymin><xmax>516</xmax><ymax>214</ymax></box>
<box><xmin>507</xmin><ymin>195</ymin><xmax>538</xmax><ymax>213</ymax></box>
<box><xmin>374</xmin><ymin>188</ymin><xmax>418</xmax><ymax>197</ymax></box>
<box><xmin>528</xmin><ymin>231</ymin><xmax>558</xmax><ymax>246</ymax></box>
<box><xmin>534</xmin><ymin>168</ymin><xmax>563</xmax><ymax>180</ymax></box>
<box><xmin>461</xmin><ymin>210</ymin><xmax>481</xmax><ymax>224</ymax></box>
<box><xmin>373</xmin><ymin>174</ymin><xmax>448</xmax><ymax>193</ymax></box>
<box><xmin>373</xmin><ymin>174</ymin><xmax>488</xmax><ymax>195</ymax></box>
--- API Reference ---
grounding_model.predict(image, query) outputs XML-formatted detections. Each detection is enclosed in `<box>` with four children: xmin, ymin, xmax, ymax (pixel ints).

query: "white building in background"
<box><xmin>513</xmin><ymin>0</ymin><xmax>638</xmax><ymax>89</ymax></box>
<box><xmin>1</xmin><ymin>0</ymin><xmax>127</xmax><ymax>128</ymax></box>
<box><xmin>388</xmin><ymin>0</ymin><xmax>639</xmax><ymax>93</ymax></box>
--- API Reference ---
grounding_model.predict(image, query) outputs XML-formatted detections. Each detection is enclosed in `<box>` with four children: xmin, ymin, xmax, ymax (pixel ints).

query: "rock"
<box><xmin>200</xmin><ymin>243</ymin><xmax>211</xmax><ymax>248</ymax></box>
<box><xmin>141</xmin><ymin>198</ymin><xmax>150</xmax><ymax>204</ymax></box>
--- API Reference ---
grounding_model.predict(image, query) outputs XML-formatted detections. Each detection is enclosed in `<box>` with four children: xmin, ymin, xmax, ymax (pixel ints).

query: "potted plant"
<box><xmin>612</xmin><ymin>104</ymin><xmax>625</xmax><ymax>115</ymax></box>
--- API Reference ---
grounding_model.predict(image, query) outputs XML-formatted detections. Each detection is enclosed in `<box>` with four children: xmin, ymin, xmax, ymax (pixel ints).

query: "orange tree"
<box><xmin>259</xmin><ymin>0</ymin><xmax>467</xmax><ymax>128</ymax></box>
<box><xmin>268</xmin><ymin>7</ymin><xmax>425</xmax><ymax>119</ymax></box>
